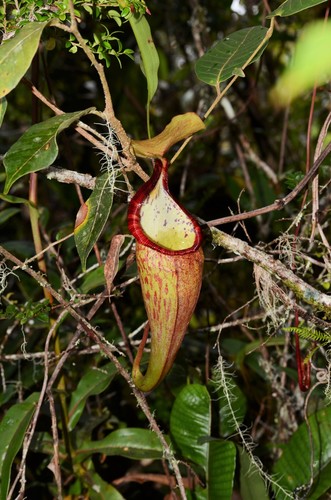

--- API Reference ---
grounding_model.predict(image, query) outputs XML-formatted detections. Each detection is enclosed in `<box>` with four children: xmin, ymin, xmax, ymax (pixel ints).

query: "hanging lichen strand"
<box><xmin>128</xmin><ymin>158</ymin><xmax>204</xmax><ymax>392</ymax></box>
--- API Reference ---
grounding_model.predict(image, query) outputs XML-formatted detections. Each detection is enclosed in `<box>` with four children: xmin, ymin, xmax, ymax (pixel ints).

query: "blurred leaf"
<box><xmin>195</xmin><ymin>27</ymin><xmax>268</xmax><ymax>85</ymax></box>
<box><xmin>74</xmin><ymin>172</ymin><xmax>114</xmax><ymax>271</ymax></box>
<box><xmin>79</xmin><ymin>265</ymin><xmax>106</xmax><ymax>294</ymax></box>
<box><xmin>77</xmin><ymin>428</ymin><xmax>165</xmax><ymax>460</ymax></box>
<box><xmin>284</xmin><ymin>170</ymin><xmax>305</xmax><ymax>190</ymax></box>
<box><xmin>0</xmin><ymin>22</ymin><xmax>48</xmax><ymax>98</ymax></box>
<box><xmin>0</xmin><ymin>97</ymin><xmax>7</xmax><ymax>126</ymax></box>
<box><xmin>271</xmin><ymin>21</ymin><xmax>331</xmax><ymax>105</ymax></box>
<box><xmin>0</xmin><ymin>194</ymin><xmax>31</xmax><ymax>206</ymax></box>
<box><xmin>239</xmin><ymin>447</ymin><xmax>269</xmax><ymax>500</ymax></box>
<box><xmin>132</xmin><ymin>112</ymin><xmax>205</xmax><ymax>158</ymax></box>
<box><xmin>87</xmin><ymin>471</ymin><xmax>125</xmax><ymax>499</ymax></box>
<box><xmin>4</xmin><ymin>108</ymin><xmax>95</xmax><ymax>193</ymax></box>
<box><xmin>269</xmin><ymin>0</ymin><xmax>327</xmax><ymax>17</ymax></box>
<box><xmin>170</xmin><ymin>384</ymin><xmax>211</xmax><ymax>470</ymax></box>
<box><xmin>68</xmin><ymin>363</ymin><xmax>118</xmax><ymax>431</ymax></box>
<box><xmin>0</xmin><ymin>207</ymin><xmax>20</xmax><ymax>225</ymax></box>
<box><xmin>0</xmin><ymin>393</ymin><xmax>39</xmax><ymax>500</ymax></box>
<box><xmin>273</xmin><ymin>405</ymin><xmax>331</xmax><ymax>499</ymax></box>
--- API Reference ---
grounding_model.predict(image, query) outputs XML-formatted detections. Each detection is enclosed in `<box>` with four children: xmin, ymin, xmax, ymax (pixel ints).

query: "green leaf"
<box><xmin>74</xmin><ymin>172</ymin><xmax>114</xmax><ymax>271</ymax></box>
<box><xmin>195</xmin><ymin>27</ymin><xmax>268</xmax><ymax>85</ymax></box>
<box><xmin>218</xmin><ymin>381</ymin><xmax>247</xmax><ymax>438</ymax></box>
<box><xmin>0</xmin><ymin>22</ymin><xmax>48</xmax><ymax>98</ymax></box>
<box><xmin>0</xmin><ymin>207</ymin><xmax>20</xmax><ymax>225</ymax></box>
<box><xmin>0</xmin><ymin>97</ymin><xmax>7</xmax><ymax>126</ymax></box>
<box><xmin>273</xmin><ymin>405</ymin><xmax>331</xmax><ymax>499</ymax></box>
<box><xmin>132</xmin><ymin>112</ymin><xmax>205</xmax><ymax>158</ymax></box>
<box><xmin>68</xmin><ymin>363</ymin><xmax>118</xmax><ymax>431</ymax></box>
<box><xmin>77</xmin><ymin>428</ymin><xmax>164</xmax><ymax>461</ymax></box>
<box><xmin>87</xmin><ymin>471</ymin><xmax>125</xmax><ymax>499</ymax></box>
<box><xmin>128</xmin><ymin>11</ymin><xmax>159</xmax><ymax>135</ymax></box>
<box><xmin>170</xmin><ymin>384</ymin><xmax>211</xmax><ymax>471</ymax></box>
<box><xmin>170</xmin><ymin>384</ymin><xmax>236</xmax><ymax>498</ymax></box>
<box><xmin>79</xmin><ymin>265</ymin><xmax>106</xmax><ymax>293</ymax></box>
<box><xmin>0</xmin><ymin>194</ymin><xmax>31</xmax><ymax>206</ymax></box>
<box><xmin>271</xmin><ymin>21</ymin><xmax>331</xmax><ymax>105</ymax></box>
<box><xmin>269</xmin><ymin>0</ymin><xmax>327</xmax><ymax>17</ymax></box>
<box><xmin>208</xmin><ymin>440</ymin><xmax>236</xmax><ymax>499</ymax></box>
<box><xmin>3</xmin><ymin>108</ymin><xmax>94</xmax><ymax>193</ymax></box>
<box><xmin>239</xmin><ymin>447</ymin><xmax>269</xmax><ymax>500</ymax></box>
<box><xmin>0</xmin><ymin>393</ymin><xmax>39</xmax><ymax>500</ymax></box>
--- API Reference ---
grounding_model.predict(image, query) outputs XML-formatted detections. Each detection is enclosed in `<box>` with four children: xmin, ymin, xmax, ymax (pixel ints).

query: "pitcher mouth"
<box><xmin>128</xmin><ymin>158</ymin><xmax>203</xmax><ymax>256</ymax></box>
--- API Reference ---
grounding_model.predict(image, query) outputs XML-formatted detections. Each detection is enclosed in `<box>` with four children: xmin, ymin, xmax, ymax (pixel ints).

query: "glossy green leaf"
<box><xmin>77</xmin><ymin>428</ymin><xmax>164</xmax><ymax>461</ymax></box>
<box><xmin>208</xmin><ymin>440</ymin><xmax>236</xmax><ymax>499</ymax></box>
<box><xmin>171</xmin><ymin>385</ymin><xmax>236</xmax><ymax>498</ymax></box>
<box><xmin>271</xmin><ymin>21</ymin><xmax>331</xmax><ymax>105</ymax></box>
<box><xmin>273</xmin><ymin>405</ymin><xmax>331</xmax><ymax>499</ymax></box>
<box><xmin>239</xmin><ymin>447</ymin><xmax>269</xmax><ymax>500</ymax></box>
<box><xmin>3</xmin><ymin>108</ymin><xmax>94</xmax><ymax>193</ymax></box>
<box><xmin>195</xmin><ymin>27</ymin><xmax>268</xmax><ymax>85</ymax></box>
<box><xmin>128</xmin><ymin>11</ymin><xmax>159</xmax><ymax>134</ymax></box>
<box><xmin>68</xmin><ymin>363</ymin><xmax>118</xmax><ymax>431</ymax></box>
<box><xmin>0</xmin><ymin>97</ymin><xmax>7</xmax><ymax>126</ymax></box>
<box><xmin>0</xmin><ymin>392</ymin><xmax>39</xmax><ymax>500</ymax></box>
<box><xmin>74</xmin><ymin>172</ymin><xmax>114</xmax><ymax>270</ymax></box>
<box><xmin>0</xmin><ymin>22</ymin><xmax>48</xmax><ymax>98</ymax></box>
<box><xmin>170</xmin><ymin>384</ymin><xmax>211</xmax><ymax>471</ymax></box>
<box><xmin>269</xmin><ymin>0</ymin><xmax>327</xmax><ymax>17</ymax></box>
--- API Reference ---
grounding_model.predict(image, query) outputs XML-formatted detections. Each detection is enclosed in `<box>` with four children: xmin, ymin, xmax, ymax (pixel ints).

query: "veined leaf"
<box><xmin>76</xmin><ymin>428</ymin><xmax>164</xmax><ymax>461</ymax></box>
<box><xmin>195</xmin><ymin>27</ymin><xmax>268</xmax><ymax>86</ymax></box>
<box><xmin>0</xmin><ymin>22</ymin><xmax>48</xmax><ymax>98</ymax></box>
<box><xmin>0</xmin><ymin>393</ymin><xmax>39</xmax><ymax>500</ymax></box>
<box><xmin>3</xmin><ymin>108</ymin><xmax>95</xmax><ymax>193</ymax></box>
<box><xmin>68</xmin><ymin>363</ymin><xmax>118</xmax><ymax>431</ymax></box>
<box><xmin>273</xmin><ymin>405</ymin><xmax>331</xmax><ymax>499</ymax></box>
<box><xmin>132</xmin><ymin>112</ymin><xmax>205</xmax><ymax>158</ymax></box>
<box><xmin>209</xmin><ymin>440</ymin><xmax>236</xmax><ymax>499</ymax></box>
<box><xmin>0</xmin><ymin>97</ymin><xmax>7</xmax><ymax>126</ymax></box>
<box><xmin>170</xmin><ymin>384</ymin><xmax>211</xmax><ymax>471</ymax></box>
<box><xmin>269</xmin><ymin>0</ymin><xmax>327</xmax><ymax>17</ymax></box>
<box><xmin>74</xmin><ymin>172</ymin><xmax>114</xmax><ymax>270</ymax></box>
<box><xmin>170</xmin><ymin>384</ymin><xmax>236</xmax><ymax>498</ymax></box>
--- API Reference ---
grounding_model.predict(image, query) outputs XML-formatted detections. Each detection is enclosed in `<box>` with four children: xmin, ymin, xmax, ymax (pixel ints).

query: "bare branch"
<box><xmin>210</xmin><ymin>227</ymin><xmax>331</xmax><ymax>318</ymax></box>
<box><xmin>208</xmin><ymin>141</ymin><xmax>331</xmax><ymax>227</ymax></box>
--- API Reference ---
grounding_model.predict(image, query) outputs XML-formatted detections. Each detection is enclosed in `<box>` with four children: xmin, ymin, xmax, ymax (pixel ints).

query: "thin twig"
<box><xmin>210</xmin><ymin>228</ymin><xmax>331</xmax><ymax>317</ymax></box>
<box><xmin>207</xmin><ymin>141</ymin><xmax>331</xmax><ymax>226</ymax></box>
<box><xmin>0</xmin><ymin>245</ymin><xmax>186</xmax><ymax>498</ymax></box>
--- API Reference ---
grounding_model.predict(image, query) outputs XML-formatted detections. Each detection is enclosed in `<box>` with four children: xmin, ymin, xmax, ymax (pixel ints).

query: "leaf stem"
<box><xmin>171</xmin><ymin>18</ymin><xmax>275</xmax><ymax>164</ymax></box>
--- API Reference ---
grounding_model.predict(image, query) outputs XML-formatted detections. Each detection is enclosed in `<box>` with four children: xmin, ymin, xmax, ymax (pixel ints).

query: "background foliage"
<box><xmin>0</xmin><ymin>0</ymin><xmax>331</xmax><ymax>499</ymax></box>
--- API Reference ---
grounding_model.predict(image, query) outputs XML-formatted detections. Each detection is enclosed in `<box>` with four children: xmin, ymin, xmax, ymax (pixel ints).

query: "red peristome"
<box><xmin>127</xmin><ymin>158</ymin><xmax>202</xmax><ymax>255</ymax></box>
